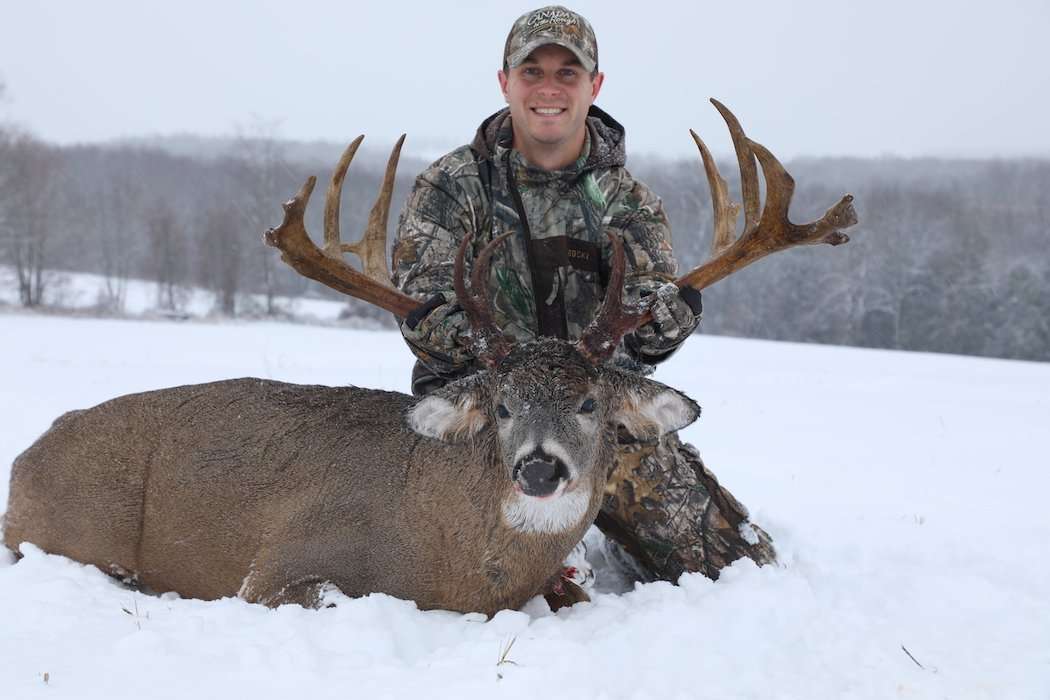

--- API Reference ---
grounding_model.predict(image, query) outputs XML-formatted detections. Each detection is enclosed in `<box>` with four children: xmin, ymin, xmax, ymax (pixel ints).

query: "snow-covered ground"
<box><xmin>1</xmin><ymin>310</ymin><xmax>1048</xmax><ymax>699</ymax></box>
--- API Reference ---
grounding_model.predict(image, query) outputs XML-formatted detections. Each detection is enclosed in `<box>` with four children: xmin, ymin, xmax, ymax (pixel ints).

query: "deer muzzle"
<box><xmin>513</xmin><ymin>450</ymin><xmax>571</xmax><ymax>498</ymax></box>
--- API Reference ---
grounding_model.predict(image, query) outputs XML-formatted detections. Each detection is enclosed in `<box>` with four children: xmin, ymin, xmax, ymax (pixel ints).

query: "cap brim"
<box><xmin>506</xmin><ymin>38</ymin><xmax>596</xmax><ymax>74</ymax></box>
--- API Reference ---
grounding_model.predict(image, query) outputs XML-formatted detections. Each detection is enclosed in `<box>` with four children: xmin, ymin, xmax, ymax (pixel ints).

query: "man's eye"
<box><xmin>578</xmin><ymin>398</ymin><xmax>596</xmax><ymax>414</ymax></box>
<box><xmin>497</xmin><ymin>404</ymin><xmax>511</xmax><ymax>419</ymax></box>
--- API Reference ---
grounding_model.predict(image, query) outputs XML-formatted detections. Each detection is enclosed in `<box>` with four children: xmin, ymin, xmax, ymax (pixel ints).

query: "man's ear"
<box><xmin>589</xmin><ymin>71</ymin><xmax>605</xmax><ymax>103</ymax></box>
<box><xmin>406</xmin><ymin>373</ymin><xmax>490</xmax><ymax>442</ymax></box>
<box><xmin>497</xmin><ymin>69</ymin><xmax>510</xmax><ymax>102</ymax></box>
<box><xmin>609</xmin><ymin>371</ymin><xmax>700</xmax><ymax>442</ymax></box>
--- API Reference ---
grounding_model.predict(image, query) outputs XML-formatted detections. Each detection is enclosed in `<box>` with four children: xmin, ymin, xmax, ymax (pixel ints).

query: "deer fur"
<box><xmin>3</xmin><ymin>339</ymin><xmax>698</xmax><ymax>616</ymax></box>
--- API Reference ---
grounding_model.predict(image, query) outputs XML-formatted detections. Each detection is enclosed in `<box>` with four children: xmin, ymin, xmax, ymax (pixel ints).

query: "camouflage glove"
<box><xmin>401</xmin><ymin>291</ymin><xmax>475</xmax><ymax>370</ymax></box>
<box><xmin>627</xmin><ymin>283</ymin><xmax>702</xmax><ymax>359</ymax></box>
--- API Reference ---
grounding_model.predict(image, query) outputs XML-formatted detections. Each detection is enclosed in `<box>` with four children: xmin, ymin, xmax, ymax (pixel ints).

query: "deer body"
<box><xmin>4</xmin><ymin>342</ymin><xmax>692</xmax><ymax>615</ymax></box>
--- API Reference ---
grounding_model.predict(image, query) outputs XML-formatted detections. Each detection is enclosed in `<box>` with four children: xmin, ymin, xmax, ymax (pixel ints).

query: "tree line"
<box><xmin>641</xmin><ymin>155</ymin><xmax>1050</xmax><ymax>361</ymax></box>
<box><xmin>1</xmin><ymin>117</ymin><xmax>1047</xmax><ymax>362</ymax></box>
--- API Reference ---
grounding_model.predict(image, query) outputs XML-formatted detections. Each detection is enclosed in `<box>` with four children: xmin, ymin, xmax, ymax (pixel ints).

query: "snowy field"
<box><xmin>1</xmin><ymin>309</ymin><xmax>1048</xmax><ymax>699</ymax></box>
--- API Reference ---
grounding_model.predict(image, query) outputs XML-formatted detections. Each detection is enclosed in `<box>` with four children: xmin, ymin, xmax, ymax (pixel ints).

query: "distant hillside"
<box><xmin>110</xmin><ymin>133</ymin><xmax>443</xmax><ymax>170</ymax></box>
<box><xmin>1</xmin><ymin>130</ymin><xmax>1047</xmax><ymax>361</ymax></box>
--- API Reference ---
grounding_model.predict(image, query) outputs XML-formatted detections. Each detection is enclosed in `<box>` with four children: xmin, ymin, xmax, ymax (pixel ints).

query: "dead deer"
<box><xmin>2</xmin><ymin>100</ymin><xmax>856</xmax><ymax>615</ymax></box>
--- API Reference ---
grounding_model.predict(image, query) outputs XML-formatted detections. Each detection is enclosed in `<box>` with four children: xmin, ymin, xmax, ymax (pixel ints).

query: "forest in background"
<box><xmin>1</xmin><ymin>119</ymin><xmax>1047</xmax><ymax>363</ymax></box>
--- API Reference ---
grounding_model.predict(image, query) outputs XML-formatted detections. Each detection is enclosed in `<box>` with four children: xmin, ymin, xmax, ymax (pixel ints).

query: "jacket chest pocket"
<box><xmin>528</xmin><ymin>236</ymin><xmax>606</xmax><ymax>339</ymax></box>
<box><xmin>528</xmin><ymin>236</ymin><xmax>600</xmax><ymax>274</ymax></box>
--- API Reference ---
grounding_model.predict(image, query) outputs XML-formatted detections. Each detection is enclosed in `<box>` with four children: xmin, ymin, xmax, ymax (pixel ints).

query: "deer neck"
<box><xmin>467</xmin><ymin>469</ymin><xmax>602</xmax><ymax>610</ymax></box>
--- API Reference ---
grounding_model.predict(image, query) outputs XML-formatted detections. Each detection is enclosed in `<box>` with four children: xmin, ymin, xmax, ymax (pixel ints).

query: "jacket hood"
<box><xmin>470</xmin><ymin>105</ymin><xmax>626</xmax><ymax>172</ymax></box>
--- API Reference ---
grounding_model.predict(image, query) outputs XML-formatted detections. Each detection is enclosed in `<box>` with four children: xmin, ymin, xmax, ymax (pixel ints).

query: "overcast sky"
<box><xmin>2</xmin><ymin>0</ymin><xmax>1048</xmax><ymax>161</ymax></box>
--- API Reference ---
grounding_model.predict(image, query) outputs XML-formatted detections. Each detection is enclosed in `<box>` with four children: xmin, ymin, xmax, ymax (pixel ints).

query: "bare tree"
<box><xmin>196</xmin><ymin>204</ymin><xmax>241</xmax><ymax>316</ymax></box>
<box><xmin>66</xmin><ymin>160</ymin><xmax>145</xmax><ymax>313</ymax></box>
<box><xmin>93</xmin><ymin>169</ymin><xmax>143</xmax><ymax>312</ymax></box>
<box><xmin>0</xmin><ymin>129</ymin><xmax>62</xmax><ymax>306</ymax></box>
<box><xmin>229</xmin><ymin>119</ymin><xmax>290</xmax><ymax>315</ymax></box>
<box><xmin>146</xmin><ymin>200</ymin><xmax>187</xmax><ymax>311</ymax></box>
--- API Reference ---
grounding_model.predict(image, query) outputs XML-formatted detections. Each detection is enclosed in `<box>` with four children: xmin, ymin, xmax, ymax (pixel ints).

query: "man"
<box><xmin>392</xmin><ymin>6</ymin><xmax>775</xmax><ymax>585</ymax></box>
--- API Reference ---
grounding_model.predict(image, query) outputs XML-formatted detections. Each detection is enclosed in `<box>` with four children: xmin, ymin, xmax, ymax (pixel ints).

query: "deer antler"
<box><xmin>631</xmin><ymin>99</ymin><xmax>858</xmax><ymax>329</ymax></box>
<box><xmin>453</xmin><ymin>228</ymin><xmax>640</xmax><ymax>367</ymax></box>
<box><xmin>574</xmin><ymin>99</ymin><xmax>857</xmax><ymax>360</ymax></box>
<box><xmin>264</xmin><ymin>136</ymin><xmax>419</xmax><ymax>318</ymax></box>
<box><xmin>576</xmin><ymin>231</ymin><xmax>646</xmax><ymax>363</ymax></box>
<box><xmin>454</xmin><ymin>231</ymin><xmax>516</xmax><ymax>366</ymax></box>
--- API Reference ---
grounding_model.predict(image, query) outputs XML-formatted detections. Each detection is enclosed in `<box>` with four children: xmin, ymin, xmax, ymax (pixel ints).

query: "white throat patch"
<box><xmin>501</xmin><ymin>483</ymin><xmax>590</xmax><ymax>534</ymax></box>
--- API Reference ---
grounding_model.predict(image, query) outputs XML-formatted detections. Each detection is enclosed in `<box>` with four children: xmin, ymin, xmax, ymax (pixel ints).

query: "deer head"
<box><xmin>406</xmin><ymin>335</ymin><xmax>698</xmax><ymax>531</ymax></box>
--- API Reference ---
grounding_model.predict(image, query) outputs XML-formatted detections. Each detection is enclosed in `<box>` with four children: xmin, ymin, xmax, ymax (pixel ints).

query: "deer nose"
<box><xmin>513</xmin><ymin>451</ymin><xmax>570</xmax><ymax>498</ymax></box>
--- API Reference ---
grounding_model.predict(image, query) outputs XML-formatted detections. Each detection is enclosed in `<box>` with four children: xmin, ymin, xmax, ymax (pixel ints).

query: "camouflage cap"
<box><xmin>504</xmin><ymin>6</ymin><xmax>598</xmax><ymax>75</ymax></box>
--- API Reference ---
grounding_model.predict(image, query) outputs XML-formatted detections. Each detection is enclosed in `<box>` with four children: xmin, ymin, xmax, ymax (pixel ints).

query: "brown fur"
<box><xmin>3</xmin><ymin>340</ymin><xmax>697</xmax><ymax>615</ymax></box>
<box><xmin>4</xmin><ymin>380</ymin><xmax>587</xmax><ymax>614</ymax></box>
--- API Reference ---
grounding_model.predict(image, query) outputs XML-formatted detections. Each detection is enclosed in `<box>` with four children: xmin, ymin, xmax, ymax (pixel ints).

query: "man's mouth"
<box><xmin>531</xmin><ymin>107</ymin><xmax>566</xmax><ymax>116</ymax></box>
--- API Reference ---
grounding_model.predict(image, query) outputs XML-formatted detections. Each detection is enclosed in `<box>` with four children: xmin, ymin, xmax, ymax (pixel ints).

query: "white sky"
<box><xmin>2</xmin><ymin>0</ymin><xmax>1048</xmax><ymax>160</ymax></box>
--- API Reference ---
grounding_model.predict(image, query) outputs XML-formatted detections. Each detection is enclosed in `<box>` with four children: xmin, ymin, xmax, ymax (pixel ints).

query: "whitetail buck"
<box><xmin>2</xmin><ymin>100</ymin><xmax>856</xmax><ymax>615</ymax></box>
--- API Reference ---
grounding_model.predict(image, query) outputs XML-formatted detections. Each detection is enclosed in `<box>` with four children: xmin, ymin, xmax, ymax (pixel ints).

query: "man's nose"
<box><xmin>536</xmin><ymin>83</ymin><xmax>562</xmax><ymax>99</ymax></box>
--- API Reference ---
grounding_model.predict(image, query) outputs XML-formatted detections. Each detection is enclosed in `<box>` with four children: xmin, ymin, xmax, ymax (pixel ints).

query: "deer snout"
<box><xmin>513</xmin><ymin>450</ymin><xmax>571</xmax><ymax>498</ymax></box>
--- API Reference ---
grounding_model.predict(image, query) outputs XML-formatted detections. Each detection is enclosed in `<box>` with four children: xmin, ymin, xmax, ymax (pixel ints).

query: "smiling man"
<box><xmin>496</xmin><ymin>43</ymin><xmax>603</xmax><ymax>170</ymax></box>
<box><xmin>392</xmin><ymin>6</ymin><xmax>775</xmax><ymax>591</ymax></box>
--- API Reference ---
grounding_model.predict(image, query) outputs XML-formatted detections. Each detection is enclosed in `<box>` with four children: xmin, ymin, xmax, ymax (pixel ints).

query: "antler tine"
<box><xmin>322</xmin><ymin>134</ymin><xmax>364</xmax><ymax>260</ymax></box>
<box><xmin>343</xmin><ymin>134</ymin><xmax>406</xmax><ymax>286</ymax></box>
<box><xmin>263</xmin><ymin>138</ymin><xmax>420</xmax><ymax>318</ymax></box>
<box><xmin>576</xmin><ymin>231</ymin><xmax>647</xmax><ymax>364</ymax></box>
<box><xmin>689</xmin><ymin>128</ymin><xmax>739</xmax><ymax>256</ymax></box>
<box><xmin>470</xmin><ymin>233</ymin><xmax>511</xmax><ymax>302</ymax></box>
<box><xmin>748</xmin><ymin>139</ymin><xmax>853</xmax><ymax>247</ymax></box>
<box><xmin>453</xmin><ymin>231</ymin><xmax>493</xmax><ymax>326</ymax></box>
<box><xmin>746</xmin><ymin>137</ymin><xmax>795</xmax><ymax>235</ymax></box>
<box><xmin>323</xmin><ymin>134</ymin><xmax>405</xmax><ymax>287</ymax></box>
<box><xmin>454</xmin><ymin>231</ymin><xmax>515</xmax><ymax>365</ymax></box>
<box><xmin>711</xmin><ymin>98</ymin><xmax>761</xmax><ymax>235</ymax></box>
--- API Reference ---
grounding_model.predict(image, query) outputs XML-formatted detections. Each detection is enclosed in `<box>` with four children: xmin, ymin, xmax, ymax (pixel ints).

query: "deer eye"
<box><xmin>496</xmin><ymin>404</ymin><xmax>511</xmax><ymax>419</ymax></box>
<box><xmin>578</xmin><ymin>398</ymin><xmax>597</xmax><ymax>414</ymax></box>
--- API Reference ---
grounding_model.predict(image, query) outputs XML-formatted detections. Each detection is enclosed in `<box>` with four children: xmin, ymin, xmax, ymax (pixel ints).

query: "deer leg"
<box><xmin>542</xmin><ymin>577</ymin><xmax>591</xmax><ymax>612</ymax></box>
<box><xmin>239</xmin><ymin>565</ymin><xmax>339</xmax><ymax>609</ymax></box>
<box><xmin>540</xmin><ymin>540</ymin><xmax>594</xmax><ymax>611</ymax></box>
<box><xmin>237</xmin><ymin>533</ymin><xmax>362</xmax><ymax>609</ymax></box>
<box><xmin>597</xmin><ymin>432</ymin><xmax>776</xmax><ymax>582</ymax></box>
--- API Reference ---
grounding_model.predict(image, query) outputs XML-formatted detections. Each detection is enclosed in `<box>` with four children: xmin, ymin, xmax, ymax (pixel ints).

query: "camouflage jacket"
<box><xmin>392</xmin><ymin>106</ymin><xmax>692</xmax><ymax>389</ymax></box>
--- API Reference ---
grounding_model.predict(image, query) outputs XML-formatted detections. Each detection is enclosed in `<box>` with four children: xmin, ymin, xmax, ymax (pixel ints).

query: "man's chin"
<box><xmin>524</xmin><ymin>126</ymin><xmax>573</xmax><ymax>147</ymax></box>
<box><xmin>528</xmin><ymin>135</ymin><xmax>567</xmax><ymax>147</ymax></box>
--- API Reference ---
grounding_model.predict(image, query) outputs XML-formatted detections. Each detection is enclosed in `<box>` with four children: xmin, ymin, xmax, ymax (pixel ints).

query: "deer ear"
<box><xmin>406</xmin><ymin>374</ymin><xmax>490</xmax><ymax>442</ymax></box>
<box><xmin>611</xmin><ymin>374</ymin><xmax>700</xmax><ymax>441</ymax></box>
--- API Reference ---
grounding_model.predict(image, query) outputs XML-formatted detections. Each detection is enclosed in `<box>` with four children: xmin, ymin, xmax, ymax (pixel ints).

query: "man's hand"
<box><xmin>402</xmin><ymin>292</ymin><xmax>475</xmax><ymax>367</ymax></box>
<box><xmin>629</xmin><ymin>282</ymin><xmax>703</xmax><ymax>357</ymax></box>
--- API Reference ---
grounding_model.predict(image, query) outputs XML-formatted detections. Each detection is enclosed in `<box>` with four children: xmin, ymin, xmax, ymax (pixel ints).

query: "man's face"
<box><xmin>498</xmin><ymin>44</ymin><xmax>604</xmax><ymax>159</ymax></box>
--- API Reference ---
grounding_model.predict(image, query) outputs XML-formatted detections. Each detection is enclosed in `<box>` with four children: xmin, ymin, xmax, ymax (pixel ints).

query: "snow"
<box><xmin>1</xmin><ymin>310</ymin><xmax>1048</xmax><ymax>699</ymax></box>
